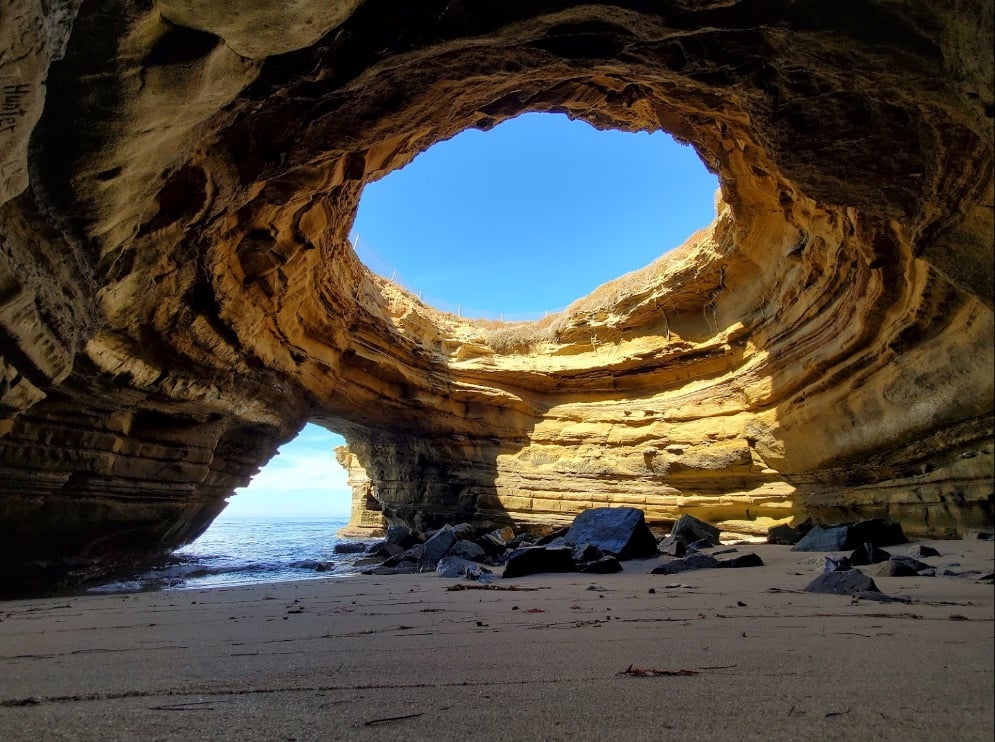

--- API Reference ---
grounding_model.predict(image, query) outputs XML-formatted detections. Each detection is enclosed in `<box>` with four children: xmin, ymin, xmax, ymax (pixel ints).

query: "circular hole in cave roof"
<box><xmin>352</xmin><ymin>112</ymin><xmax>719</xmax><ymax>321</ymax></box>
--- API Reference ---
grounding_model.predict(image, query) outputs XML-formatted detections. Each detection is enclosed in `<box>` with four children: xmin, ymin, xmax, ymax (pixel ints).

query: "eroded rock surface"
<box><xmin>1</xmin><ymin>1</ymin><xmax>992</xmax><ymax>590</ymax></box>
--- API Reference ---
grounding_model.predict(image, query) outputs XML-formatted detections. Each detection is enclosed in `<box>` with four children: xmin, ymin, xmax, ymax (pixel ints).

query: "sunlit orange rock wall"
<box><xmin>0</xmin><ymin>0</ymin><xmax>992</xmax><ymax>588</ymax></box>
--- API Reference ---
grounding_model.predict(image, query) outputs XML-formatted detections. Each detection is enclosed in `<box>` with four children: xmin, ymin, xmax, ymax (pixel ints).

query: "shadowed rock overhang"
<box><xmin>0</xmin><ymin>0</ymin><xmax>992</xmax><ymax>591</ymax></box>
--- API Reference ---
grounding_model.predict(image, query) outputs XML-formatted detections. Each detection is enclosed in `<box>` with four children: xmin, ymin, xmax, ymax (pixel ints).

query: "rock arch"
<box><xmin>0</xmin><ymin>1</ymin><xmax>992</xmax><ymax>591</ymax></box>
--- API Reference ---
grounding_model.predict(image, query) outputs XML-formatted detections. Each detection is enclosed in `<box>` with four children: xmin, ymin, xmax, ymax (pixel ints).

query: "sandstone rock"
<box><xmin>0</xmin><ymin>1</ymin><xmax>992</xmax><ymax>590</ymax></box>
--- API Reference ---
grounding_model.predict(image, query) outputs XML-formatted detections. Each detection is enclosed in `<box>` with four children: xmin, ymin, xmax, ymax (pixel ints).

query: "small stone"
<box><xmin>907</xmin><ymin>544</ymin><xmax>941</xmax><ymax>559</ymax></box>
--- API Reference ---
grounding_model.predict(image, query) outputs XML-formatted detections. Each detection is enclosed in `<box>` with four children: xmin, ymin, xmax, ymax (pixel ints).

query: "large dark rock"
<box><xmin>502</xmin><ymin>547</ymin><xmax>576</xmax><ymax>578</ymax></box>
<box><xmin>386</xmin><ymin>524</ymin><xmax>420</xmax><ymax>550</ymax></box>
<box><xmin>449</xmin><ymin>540</ymin><xmax>486</xmax><ymax>562</ymax></box>
<box><xmin>792</xmin><ymin>525</ymin><xmax>850</xmax><ymax>552</ymax></box>
<box><xmin>846</xmin><ymin>519</ymin><xmax>907</xmax><ymax>548</ymax></box>
<box><xmin>562</xmin><ymin>507</ymin><xmax>658</xmax><ymax>559</ymax></box>
<box><xmin>767</xmin><ymin>524</ymin><xmax>804</xmax><ymax>545</ymax></box>
<box><xmin>792</xmin><ymin>519</ymin><xmax>908</xmax><ymax>552</ymax></box>
<box><xmin>805</xmin><ymin>569</ymin><xmax>881</xmax><ymax>595</ymax></box>
<box><xmin>418</xmin><ymin>525</ymin><xmax>458</xmax><ymax>570</ymax></box>
<box><xmin>869</xmin><ymin>556</ymin><xmax>933</xmax><ymax>577</ymax></box>
<box><xmin>658</xmin><ymin>514</ymin><xmax>721</xmax><ymax>553</ymax></box>
<box><xmin>849</xmin><ymin>543</ymin><xmax>892</xmax><ymax>565</ymax></box>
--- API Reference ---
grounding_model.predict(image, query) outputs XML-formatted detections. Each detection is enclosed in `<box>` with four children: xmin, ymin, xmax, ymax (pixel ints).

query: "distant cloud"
<box><xmin>223</xmin><ymin>424</ymin><xmax>353</xmax><ymax>518</ymax></box>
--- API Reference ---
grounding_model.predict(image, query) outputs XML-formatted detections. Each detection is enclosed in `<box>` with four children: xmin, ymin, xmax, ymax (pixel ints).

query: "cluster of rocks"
<box><xmin>345</xmin><ymin>508</ymin><xmax>766</xmax><ymax>580</ymax></box>
<box><xmin>780</xmin><ymin>518</ymin><xmax>995</xmax><ymax>596</ymax></box>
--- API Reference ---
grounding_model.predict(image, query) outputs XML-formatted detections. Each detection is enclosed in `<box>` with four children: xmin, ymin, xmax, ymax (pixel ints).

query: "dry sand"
<box><xmin>1</xmin><ymin>541</ymin><xmax>992</xmax><ymax>741</ymax></box>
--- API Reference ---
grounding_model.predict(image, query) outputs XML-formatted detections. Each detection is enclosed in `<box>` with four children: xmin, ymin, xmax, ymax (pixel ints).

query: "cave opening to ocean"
<box><xmin>350</xmin><ymin>112</ymin><xmax>719</xmax><ymax>321</ymax></box>
<box><xmin>221</xmin><ymin>423</ymin><xmax>354</xmax><ymax>520</ymax></box>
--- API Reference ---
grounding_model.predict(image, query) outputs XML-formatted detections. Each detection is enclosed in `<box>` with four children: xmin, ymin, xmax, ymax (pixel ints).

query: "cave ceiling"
<box><xmin>0</xmin><ymin>0</ymin><xmax>992</xmax><ymax>590</ymax></box>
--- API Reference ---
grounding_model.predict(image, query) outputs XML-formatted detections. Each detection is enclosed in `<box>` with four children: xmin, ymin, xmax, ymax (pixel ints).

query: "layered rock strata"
<box><xmin>1</xmin><ymin>1</ymin><xmax>992</xmax><ymax>589</ymax></box>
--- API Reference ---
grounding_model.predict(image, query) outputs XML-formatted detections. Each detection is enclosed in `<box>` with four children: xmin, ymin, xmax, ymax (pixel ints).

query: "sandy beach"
<box><xmin>1</xmin><ymin>540</ymin><xmax>991</xmax><ymax>741</ymax></box>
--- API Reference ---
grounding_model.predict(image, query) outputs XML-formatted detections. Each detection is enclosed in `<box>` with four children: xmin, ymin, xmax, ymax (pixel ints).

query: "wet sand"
<box><xmin>1</xmin><ymin>541</ymin><xmax>992</xmax><ymax>741</ymax></box>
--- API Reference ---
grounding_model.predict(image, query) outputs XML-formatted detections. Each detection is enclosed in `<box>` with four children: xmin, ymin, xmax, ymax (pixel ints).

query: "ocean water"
<box><xmin>88</xmin><ymin>515</ymin><xmax>377</xmax><ymax>594</ymax></box>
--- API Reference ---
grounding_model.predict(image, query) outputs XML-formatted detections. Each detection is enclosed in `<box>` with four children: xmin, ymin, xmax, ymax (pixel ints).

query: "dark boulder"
<box><xmin>535</xmin><ymin>527</ymin><xmax>569</xmax><ymax>546</ymax></box>
<box><xmin>478</xmin><ymin>532</ymin><xmax>509</xmax><ymax>556</ymax></box>
<box><xmin>792</xmin><ymin>519</ymin><xmax>908</xmax><ymax>552</ymax></box>
<box><xmin>845</xmin><ymin>519</ymin><xmax>907</xmax><ymax>548</ymax></box>
<box><xmin>449</xmin><ymin>540</ymin><xmax>487</xmax><ymax>562</ymax></box>
<box><xmin>650</xmin><ymin>553</ymin><xmax>719</xmax><ymax>574</ymax></box>
<box><xmin>333</xmin><ymin>541</ymin><xmax>368</xmax><ymax>554</ymax></box>
<box><xmin>767</xmin><ymin>524</ymin><xmax>804</xmax><ymax>545</ymax></box>
<box><xmin>436</xmin><ymin>556</ymin><xmax>490</xmax><ymax>578</ymax></box>
<box><xmin>907</xmin><ymin>544</ymin><xmax>941</xmax><ymax>559</ymax></box>
<box><xmin>715</xmin><ymin>552</ymin><xmax>764</xmax><ymax>568</ymax></box>
<box><xmin>385</xmin><ymin>524</ymin><xmax>420</xmax><ymax>550</ymax></box>
<box><xmin>562</xmin><ymin>507</ymin><xmax>658</xmax><ymax>559</ymax></box>
<box><xmin>502</xmin><ymin>547</ymin><xmax>576</xmax><ymax>578</ymax></box>
<box><xmin>805</xmin><ymin>569</ymin><xmax>881</xmax><ymax>595</ymax></box>
<box><xmin>383</xmin><ymin>543</ymin><xmax>422</xmax><ymax>567</ymax></box>
<box><xmin>792</xmin><ymin>525</ymin><xmax>849</xmax><ymax>552</ymax></box>
<box><xmin>658</xmin><ymin>538</ymin><xmax>686</xmax><ymax>558</ymax></box>
<box><xmin>869</xmin><ymin>556</ymin><xmax>932</xmax><ymax>577</ymax></box>
<box><xmin>849</xmin><ymin>543</ymin><xmax>891</xmax><ymax>565</ymax></box>
<box><xmin>418</xmin><ymin>525</ymin><xmax>457</xmax><ymax>571</ymax></box>
<box><xmin>658</xmin><ymin>514</ymin><xmax>721</xmax><ymax>553</ymax></box>
<box><xmin>290</xmin><ymin>559</ymin><xmax>335</xmax><ymax>571</ymax></box>
<box><xmin>579</xmin><ymin>556</ymin><xmax>623</xmax><ymax>574</ymax></box>
<box><xmin>364</xmin><ymin>563</ymin><xmax>418</xmax><ymax>576</ymax></box>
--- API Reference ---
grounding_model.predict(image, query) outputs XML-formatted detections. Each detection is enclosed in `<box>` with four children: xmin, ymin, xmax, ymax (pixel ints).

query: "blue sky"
<box><xmin>223</xmin><ymin>112</ymin><xmax>718</xmax><ymax>518</ymax></box>
<box><xmin>353</xmin><ymin>112</ymin><xmax>718</xmax><ymax>318</ymax></box>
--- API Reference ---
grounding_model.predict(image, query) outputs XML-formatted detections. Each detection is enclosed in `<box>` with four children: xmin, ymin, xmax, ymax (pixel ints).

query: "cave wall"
<box><xmin>0</xmin><ymin>0</ymin><xmax>992</xmax><ymax>590</ymax></box>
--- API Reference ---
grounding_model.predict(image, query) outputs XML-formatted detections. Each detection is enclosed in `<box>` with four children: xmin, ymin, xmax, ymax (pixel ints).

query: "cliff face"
<box><xmin>1</xmin><ymin>1</ymin><xmax>992</xmax><ymax>589</ymax></box>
